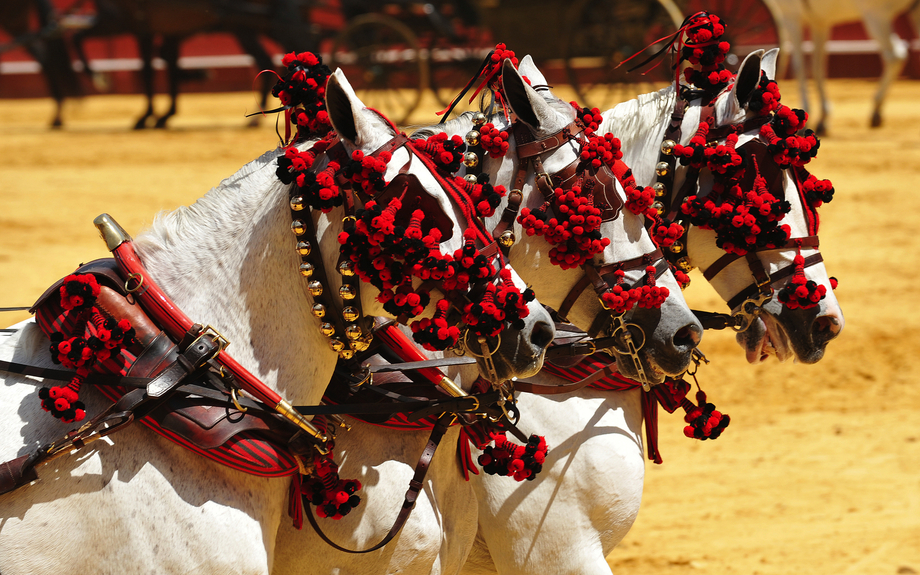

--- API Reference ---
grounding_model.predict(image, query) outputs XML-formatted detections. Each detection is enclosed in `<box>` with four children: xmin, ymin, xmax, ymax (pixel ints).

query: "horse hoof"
<box><xmin>870</xmin><ymin>112</ymin><xmax>882</xmax><ymax>128</ymax></box>
<box><xmin>51</xmin><ymin>119</ymin><xmax>63</xmax><ymax>129</ymax></box>
<box><xmin>154</xmin><ymin>118</ymin><xmax>170</xmax><ymax>129</ymax></box>
<box><xmin>814</xmin><ymin>122</ymin><xmax>827</xmax><ymax>137</ymax></box>
<box><xmin>134</xmin><ymin>118</ymin><xmax>149</xmax><ymax>130</ymax></box>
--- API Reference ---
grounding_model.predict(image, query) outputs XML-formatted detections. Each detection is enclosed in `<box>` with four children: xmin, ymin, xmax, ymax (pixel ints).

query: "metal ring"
<box><xmin>609</xmin><ymin>323</ymin><xmax>646</xmax><ymax>355</ymax></box>
<box><xmin>125</xmin><ymin>272</ymin><xmax>145</xmax><ymax>294</ymax></box>
<box><xmin>461</xmin><ymin>329</ymin><xmax>501</xmax><ymax>358</ymax></box>
<box><xmin>230</xmin><ymin>388</ymin><xmax>248</xmax><ymax>413</ymax></box>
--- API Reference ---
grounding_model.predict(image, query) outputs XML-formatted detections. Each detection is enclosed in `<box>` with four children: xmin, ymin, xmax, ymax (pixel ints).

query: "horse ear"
<box><xmin>501</xmin><ymin>59</ymin><xmax>552</xmax><ymax>131</ymax></box>
<box><xmin>517</xmin><ymin>55</ymin><xmax>547</xmax><ymax>88</ymax></box>
<box><xmin>325</xmin><ymin>69</ymin><xmax>374</xmax><ymax>147</ymax></box>
<box><xmin>761</xmin><ymin>47</ymin><xmax>780</xmax><ymax>81</ymax></box>
<box><xmin>731</xmin><ymin>50</ymin><xmax>764</xmax><ymax>108</ymax></box>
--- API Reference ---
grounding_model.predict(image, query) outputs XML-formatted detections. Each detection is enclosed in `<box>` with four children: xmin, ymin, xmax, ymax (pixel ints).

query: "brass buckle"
<box><xmin>196</xmin><ymin>324</ymin><xmax>231</xmax><ymax>353</ymax></box>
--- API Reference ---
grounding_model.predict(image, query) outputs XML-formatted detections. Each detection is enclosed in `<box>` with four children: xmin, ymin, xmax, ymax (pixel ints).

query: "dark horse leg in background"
<box><xmin>0</xmin><ymin>0</ymin><xmax>82</xmax><ymax>128</ymax></box>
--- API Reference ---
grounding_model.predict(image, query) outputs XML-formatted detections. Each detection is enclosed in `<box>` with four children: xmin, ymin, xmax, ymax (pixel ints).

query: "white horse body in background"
<box><xmin>773</xmin><ymin>0</ymin><xmax>920</xmax><ymax>132</ymax></box>
<box><xmin>0</xmin><ymin>69</ymin><xmax>554</xmax><ymax>575</ymax></box>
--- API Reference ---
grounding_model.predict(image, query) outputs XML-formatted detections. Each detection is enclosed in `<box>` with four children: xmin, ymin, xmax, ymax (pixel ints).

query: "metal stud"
<box><xmin>471</xmin><ymin>112</ymin><xmax>487</xmax><ymax>126</ymax></box>
<box><xmin>319</xmin><ymin>322</ymin><xmax>335</xmax><ymax>336</ymax></box>
<box><xmin>329</xmin><ymin>338</ymin><xmax>346</xmax><ymax>352</ymax></box>
<box><xmin>342</xmin><ymin>306</ymin><xmax>360</xmax><ymax>322</ymax></box>
<box><xmin>291</xmin><ymin>220</ymin><xmax>307</xmax><ymax>236</ymax></box>
<box><xmin>339</xmin><ymin>284</ymin><xmax>357</xmax><ymax>300</ymax></box>
<box><xmin>463</xmin><ymin>152</ymin><xmax>479</xmax><ymax>168</ymax></box>
<box><xmin>653</xmin><ymin>201</ymin><xmax>665</xmax><ymax>215</ymax></box>
<box><xmin>464</xmin><ymin>174</ymin><xmax>479</xmax><ymax>184</ymax></box>
<box><xmin>296</xmin><ymin>241</ymin><xmax>312</xmax><ymax>256</ymax></box>
<box><xmin>337</xmin><ymin>261</ymin><xmax>355</xmax><ymax>277</ymax></box>
<box><xmin>299</xmin><ymin>262</ymin><xmax>315</xmax><ymax>278</ymax></box>
<box><xmin>350</xmin><ymin>338</ymin><xmax>371</xmax><ymax>352</ymax></box>
<box><xmin>677</xmin><ymin>257</ymin><xmax>693</xmax><ymax>272</ymax></box>
<box><xmin>655</xmin><ymin>162</ymin><xmax>670</xmax><ymax>177</ymax></box>
<box><xmin>311</xmin><ymin>303</ymin><xmax>326</xmax><ymax>318</ymax></box>
<box><xmin>290</xmin><ymin>196</ymin><xmax>305</xmax><ymax>211</ymax></box>
<box><xmin>345</xmin><ymin>324</ymin><xmax>362</xmax><ymax>340</ymax></box>
<box><xmin>338</xmin><ymin>349</ymin><xmax>355</xmax><ymax>360</ymax></box>
<box><xmin>308</xmin><ymin>280</ymin><xmax>323</xmax><ymax>297</ymax></box>
<box><xmin>498</xmin><ymin>230</ymin><xmax>515</xmax><ymax>248</ymax></box>
<box><xmin>465</xmin><ymin>130</ymin><xmax>481</xmax><ymax>147</ymax></box>
<box><xmin>653</xmin><ymin>182</ymin><xmax>667</xmax><ymax>197</ymax></box>
<box><xmin>661</xmin><ymin>139</ymin><xmax>676</xmax><ymax>155</ymax></box>
<box><xmin>670</xmin><ymin>241</ymin><xmax>684</xmax><ymax>254</ymax></box>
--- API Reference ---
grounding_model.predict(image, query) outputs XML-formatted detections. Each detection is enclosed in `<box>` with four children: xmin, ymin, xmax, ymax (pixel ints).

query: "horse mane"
<box><xmin>135</xmin><ymin>147</ymin><xmax>284</xmax><ymax>256</ymax></box>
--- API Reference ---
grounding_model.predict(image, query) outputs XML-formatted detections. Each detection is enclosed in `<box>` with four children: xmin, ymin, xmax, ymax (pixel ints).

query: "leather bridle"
<box><xmin>654</xmin><ymin>90</ymin><xmax>826</xmax><ymax>333</ymax></box>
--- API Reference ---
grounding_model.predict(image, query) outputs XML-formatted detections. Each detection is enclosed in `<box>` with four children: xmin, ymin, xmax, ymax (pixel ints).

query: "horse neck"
<box><xmin>133</xmin><ymin>147</ymin><xmax>335</xmax><ymax>406</ymax></box>
<box><xmin>599</xmin><ymin>86</ymin><xmax>677</xmax><ymax>188</ymax></box>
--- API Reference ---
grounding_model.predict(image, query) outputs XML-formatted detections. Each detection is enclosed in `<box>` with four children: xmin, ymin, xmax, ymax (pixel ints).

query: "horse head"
<box><xmin>418</xmin><ymin>57</ymin><xmax>702</xmax><ymax>386</ymax></box>
<box><xmin>318</xmin><ymin>68</ymin><xmax>554</xmax><ymax>383</ymax></box>
<box><xmin>611</xmin><ymin>45</ymin><xmax>844</xmax><ymax>364</ymax></box>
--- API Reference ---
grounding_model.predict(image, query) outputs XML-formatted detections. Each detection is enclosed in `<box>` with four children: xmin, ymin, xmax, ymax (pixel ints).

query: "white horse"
<box><xmin>773</xmin><ymin>0</ymin><xmax>920</xmax><ymax>132</ymax></box>
<box><xmin>270</xmin><ymin>56</ymin><xmax>704</xmax><ymax>575</ymax></box>
<box><xmin>0</xmin><ymin>69</ymin><xmax>556</xmax><ymax>575</ymax></box>
<box><xmin>440</xmin><ymin>52</ymin><xmax>844</xmax><ymax>574</ymax></box>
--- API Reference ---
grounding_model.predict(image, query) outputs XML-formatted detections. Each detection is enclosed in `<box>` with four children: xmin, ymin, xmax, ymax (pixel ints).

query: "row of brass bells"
<box><xmin>464</xmin><ymin>112</ymin><xmax>488</xmax><ymax>169</ymax></box>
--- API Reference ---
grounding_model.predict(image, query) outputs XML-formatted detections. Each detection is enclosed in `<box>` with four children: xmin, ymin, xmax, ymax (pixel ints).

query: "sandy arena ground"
<box><xmin>1</xmin><ymin>78</ymin><xmax>919</xmax><ymax>574</ymax></box>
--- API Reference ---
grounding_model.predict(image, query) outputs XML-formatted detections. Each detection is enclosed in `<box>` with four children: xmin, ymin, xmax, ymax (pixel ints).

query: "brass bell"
<box><xmin>342</xmin><ymin>306</ymin><xmax>360</xmax><ymax>322</ymax></box>
<box><xmin>653</xmin><ymin>182</ymin><xmax>667</xmax><ymax>197</ymax></box>
<box><xmin>319</xmin><ymin>322</ymin><xmax>335</xmax><ymax>336</ymax></box>
<box><xmin>290</xmin><ymin>195</ymin><xmax>305</xmax><ymax>211</ymax></box>
<box><xmin>291</xmin><ymin>220</ymin><xmax>307</xmax><ymax>236</ymax></box>
<box><xmin>463</xmin><ymin>152</ymin><xmax>479</xmax><ymax>168</ymax></box>
<box><xmin>345</xmin><ymin>323</ymin><xmax>362</xmax><ymax>340</ymax></box>
<box><xmin>661</xmin><ymin>139</ymin><xmax>676</xmax><ymax>155</ymax></box>
<box><xmin>653</xmin><ymin>201</ymin><xmax>665</xmax><ymax>215</ymax></box>
<box><xmin>350</xmin><ymin>337</ymin><xmax>372</xmax><ymax>352</ymax></box>
<box><xmin>338</xmin><ymin>348</ymin><xmax>355</xmax><ymax>360</ymax></box>
<box><xmin>308</xmin><ymin>280</ymin><xmax>323</xmax><ymax>297</ymax></box>
<box><xmin>299</xmin><ymin>262</ymin><xmax>314</xmax><ymax>278</ymax></box>
<box><xmin>339</xmin><ymin>284</ymin><xmax>357</xmax><ymax>300</ymax></box>
<box><xmin>465</xmin><ymin>130</ymin><xmax>481</xmax><ymax>147</ymax></box>
<box><xmin>676</xmin><ymin>257</ymin><xmax>693</xmax><ymax>272</ymax></box>
<box><xmin>655</xmin><ymin>162</ymin><xmax>670</xmax><ymax>177</ymax></box>
<box><xmin>342</xmin><ymin>215</ymin><xmax>357</xmax><ymax>225</ymax></box>
<box><xmin>296</xmin><ymin>241</ymin><xmax>312</xmax><ymax>256</ymax></box>
<box><xmin>670</xmin><ymin>241</ymin><xmax>684</xmax><ymax>254</ymax></box>
<box><xmin>338</xmin><ymin>260</ymin><xmax>356</xmax><ymax>277</ymax></box>
<box><xmin>311</xmin><ymin>303</ymin><xmax>326</xmax><ymax>318</ymax></box>
<box><xmin>329</xmin><ymin>338</ymin><xmax>346</xmax><ymax>352</ymax></box>
<box><xmin>472</xmin><ymin>112</ymin><xmax>487</xmax><ymax>126</ymax></box>
<box><xmin>464</xmin><ymin>173</ymin><xmax>479</xmax><ymax>184</ymax></box>
<box><xmin>498</xmin><ymin>230</ymin><xmax>515</xmax><ymax>248</ymax></box>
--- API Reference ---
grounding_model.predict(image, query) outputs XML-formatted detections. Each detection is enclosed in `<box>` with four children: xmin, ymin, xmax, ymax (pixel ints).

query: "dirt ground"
<box><xmin>1</xmin><ymin>78</ymin><xmax>919</xmax><ymax>574</ymax></box>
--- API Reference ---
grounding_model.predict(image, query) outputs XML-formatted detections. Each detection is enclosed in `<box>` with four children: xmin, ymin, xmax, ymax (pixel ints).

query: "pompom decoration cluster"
<box><xmin>41</xmin><ymin>274</ymin><xmax>136</xmax><ymax>422</ymax></box>
<box><xmin>298</xmin><ymin>422</ymin><xmax>363</xmax><ymax>520</ymax></box>
<box><xmin>678</xmin><ymin>13</ymin><xmax>732</xmax><ymax>100</ymax></box>
<box><xmin>271</xmin><ymin>51</ymin><xmax>333</xmax><ymax>142</ymax></box>
<box><xmin>518</xmin><ymin>186</ymin><xmax>611</xmax><ymax>269</ymax></box>
<box><xmin>477</xmin><ymin>432</ymin><xmax>547</xmax><ymax>481</ymax></box>
<box><xmin>681</xmin><ymin>390</ymin><xmax>730</xmax><ymax>440</ymax></box>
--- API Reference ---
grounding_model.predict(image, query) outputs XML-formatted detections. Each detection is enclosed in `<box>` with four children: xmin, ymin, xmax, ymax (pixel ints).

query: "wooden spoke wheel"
<box><xmin>329</xmin><ymin>13</ymin><xmax>428</xmax><ymax>125</ymax></box>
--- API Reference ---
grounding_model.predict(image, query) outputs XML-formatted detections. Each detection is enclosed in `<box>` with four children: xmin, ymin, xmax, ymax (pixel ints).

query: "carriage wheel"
<box><xmin>562</xmin><ymin>0</ymin><xmax>683</xmax><ymax>110</ymax></box>
<box><xmin>672</xmin><ymin>0</ymin><xmax>783</xmax><ymax>71</ymax></box>
<box><xmin>329</xmin><ymin>14</ymin><xmax>428</xmax><ymax>125</ymax></box>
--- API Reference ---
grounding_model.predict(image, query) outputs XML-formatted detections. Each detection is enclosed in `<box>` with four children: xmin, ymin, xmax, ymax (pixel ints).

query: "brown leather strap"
<box><xmin>0</xmin><ymin>453</ymin><xmax>39</xmax><ymax>496</ymax></box>
<box><xmin>703</xmin><ymin>236</ymin><xmax>821</xmax><ymax>281</ymax></box>
<box><xmin>514</xmin><ymin>122</ymin><xmax>583</xmax><ymax>159</ymax></box>
<box><xmin>725</xmin><ymin>252</ymin><xmax>825</xmax><ymax>310</ymax></box>
<box><xmin>490</xmin><ymin>189</ymin><xmax>523</xmax><ymax>242</ymax></box>
<box><xmin>304</xmin><ymin>413</ymin><xmax>452</xmax><ymax>553</ymax></box>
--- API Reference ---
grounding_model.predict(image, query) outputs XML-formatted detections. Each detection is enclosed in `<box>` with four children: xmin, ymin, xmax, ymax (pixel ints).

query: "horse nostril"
<box><xmin>813</xmin><ymin>315</ymin><xmax>842</xmax><ymax>340</ymax></box>
<box><xmin>673</xmin><ymin>323</ymin><xmax>702</xmax><ymax>351</ymax></box>
<box><xmin>530</xmin><ymin>321</ymin><xmax>555</xmax><ymax>349</ymax></box>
